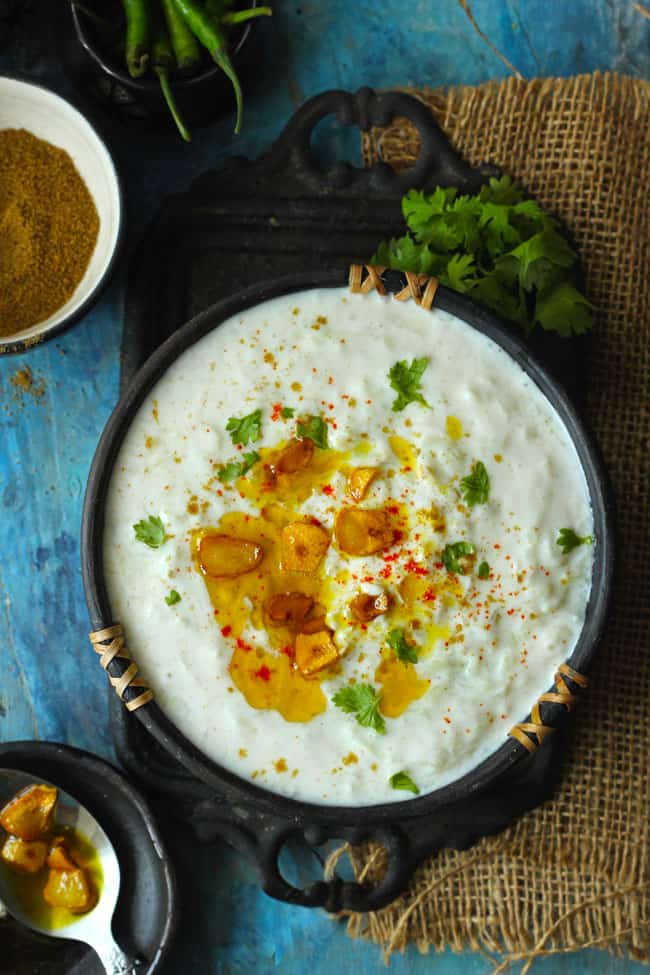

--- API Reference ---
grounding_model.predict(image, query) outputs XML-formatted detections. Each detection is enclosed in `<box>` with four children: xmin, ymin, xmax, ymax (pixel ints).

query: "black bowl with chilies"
<box><xmin>81</xmin><ymin>266</ymin><xmax>615</xmax><ymax>913</ymax></box>
<box><xmin>69</xmin><ymin>0</ymin><xmax>269</xmax><ymax>132</ymax></box>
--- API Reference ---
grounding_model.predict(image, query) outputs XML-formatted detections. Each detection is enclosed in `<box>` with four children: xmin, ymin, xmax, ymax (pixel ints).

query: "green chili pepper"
<box><xmin>222</xmin><ymin>7</ymin><xmax>272</xmax><ymax>25</ymax></box>
<box><xmin>122</xmin><ymin>0</ymin><xmax>149</xmax><ymax>77</ymax></box>
<box><xmin>151</xmin><ymin>6</ymin><xmax>191</xmax><ymax>142</ymax></box>
<box><xmin>171</xmin><ymin>0</ymin><xmax>243</xmax><ymax>134</ymax></box>
<box><xmin>160</xmin><ymin>0</ymin><xmax>201</xmax><ymax>71</ymax></box>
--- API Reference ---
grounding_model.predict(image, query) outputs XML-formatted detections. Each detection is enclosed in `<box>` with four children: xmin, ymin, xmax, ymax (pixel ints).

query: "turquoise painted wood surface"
<box><xmin>1</xmin><ymin>3</ymin><xmax>648</xmax><ymax>973</ymax></box>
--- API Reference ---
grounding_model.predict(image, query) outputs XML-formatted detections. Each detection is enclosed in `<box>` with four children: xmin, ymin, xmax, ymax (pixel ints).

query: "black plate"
<box><xmin>0</xmin><ymin>742</ymin><xmax>178</xmax><ymax>975</ymax></box>
<box><xmin>82</xmin><ymin>267</ymin><xmax>615</xmax><ymax>911</ymax></box>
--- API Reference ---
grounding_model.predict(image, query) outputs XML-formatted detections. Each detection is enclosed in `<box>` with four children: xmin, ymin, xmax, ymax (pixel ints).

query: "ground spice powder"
<box><xmin>0</xmin><ymin>128</ymin><xmax>100</xmax><ymax>338</ymax></box>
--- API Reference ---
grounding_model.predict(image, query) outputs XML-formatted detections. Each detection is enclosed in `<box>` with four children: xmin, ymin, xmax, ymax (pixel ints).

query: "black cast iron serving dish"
<box><xmin>81</xmin><ymin>264</ymin><xmax>615</xmax><ymax>912</ymax></box>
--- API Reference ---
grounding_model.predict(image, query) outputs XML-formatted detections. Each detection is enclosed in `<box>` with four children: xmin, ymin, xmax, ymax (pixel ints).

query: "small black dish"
<box><xmin>0</xmin><ymin>741</ymin><xmax>178</xmax><ymax>975</ymax></box>
<box><xmin>70</xmin><ymin>0</ymin><xmax>269</xmax><ymax>131</ymax></box>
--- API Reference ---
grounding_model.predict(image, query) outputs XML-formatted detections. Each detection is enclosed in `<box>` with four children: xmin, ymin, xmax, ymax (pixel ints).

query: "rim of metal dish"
<box><xmin>81</xmin><ymin>268</ymin><xmax>615</xmax><ymax>827</ymax></box>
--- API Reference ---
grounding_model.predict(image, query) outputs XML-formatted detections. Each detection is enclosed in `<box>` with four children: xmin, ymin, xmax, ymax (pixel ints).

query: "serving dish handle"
<box><xmin>182</xmin><ymin>734</ymin><xmax>562</xmax><ymax>912</ymax></box>
<box><xmin>255</xmin><ymin>86</ymin><xmax>493</xmax><ymax>195</ymax></box>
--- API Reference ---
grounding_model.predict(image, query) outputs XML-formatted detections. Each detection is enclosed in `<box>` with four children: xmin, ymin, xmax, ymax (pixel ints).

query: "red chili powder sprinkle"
<box><xmin>236</xmin><ymin>637</ymin><xmax>253</xmax><ymax>652</ymax></box>
<box><xmin>271</xmin><ymin>403</ymin><xmax>282</xmax><ymax>421</ymax></box>
<box><xmin>221</xmin><ymin>625</ymin><xmax>232</xmax><ymax>637</ymax></box>
<box><xmin>422</xmin><ymin>587</ymin><xmax>436</xmax><ymax>602</ymax></box>
<box><xmin>255</xmin><ymin>665</ymin><xmax>272</xmax><ymax>682</ymax></box>
<box><xmin>280</xmin><ymin>645</ymin><xmax>294</xmax><ymax>658</ymax></box>
<box><xmin>404</xmin><ymin>559</ymin><xmax>428</xmax><ymax>577</ymax></box>
<box><xmin>322</xmin><ymin>484</ymin><xmax>335</xmax><ymax>496</ymax></box>
<box><xmin>379</xmin><ymin>566</ymin><xmax>392</xmax><ymax>579</ymax></box>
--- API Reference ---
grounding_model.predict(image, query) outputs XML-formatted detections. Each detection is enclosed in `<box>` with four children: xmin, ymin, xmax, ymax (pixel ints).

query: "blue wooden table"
<box><xmin>1</xmin><ymin>3</ymin><xmax>648</xmax><ymax>973</ymax></box>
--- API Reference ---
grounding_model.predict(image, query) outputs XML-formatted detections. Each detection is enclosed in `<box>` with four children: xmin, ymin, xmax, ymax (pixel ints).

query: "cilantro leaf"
<box><xmin>478</xmin><ymin>560</ymin><xmax>490</xmax><ymax>580</ymax></box>
<box><xmin>165</xmin><ymin>589</ymin><xmax>181</xmax><ymax>606</ymax></box>
<box><xmin>333</xmin><ymin>683</ymin><xmax>385</xmax><ymax>734</ymax></box>
<box><xmin>297</xmin><ymin>415</ymin><xmax>329</xmax><ymax>449</ymax></box>
<box><xmin>387</xmin><ymin>628</ymin><xmax>418</xmax><ymax>664</ymax></box>
<box><xmin>217</xmin><ymin>450</ymin><xmax>260</xmax><ymax>483</ymax></box>
<box><xmin>556</xmin><ymin>528</ymin><xmax>594</xmax><ymax>554</ymax></box>
<box><xmin>374</xmin><ymin>236</ymin><xmax>437</xmax><ymax>275</ymax></box>
<box><xmin>507</xmin><ymin>229</ymin><xmax>575</xmax><ymax>291</ymax></box>
<box><xmin>373</xmin><ymin>181</ymin><xmax>592</xmax><ymax>338</ymax></box>
<box><xmin>442</xmin><ymin>541</ymin><xmax>476</xmax><ymax>574</ymax></box>
<box><xmin>535</xmin><ymin>282</ymin><xmax>594</xmax><ymax>337</ymax></box>
<box><xmin>281</xmin><ymin>406</ymin><xmax>295</xmax><ymax>419</ymax></box>
<box><xmin>133</xmin><ymin>515</ymin><xmax>166</xmax><ymax>549</ymax></box>
<box><xmin>226</xmin><ymin>409</ymin><xmax>262</xmax><ymax>446</ymax></box>
<box><xmin>460</xmin><ymin>461</ymin><xmax>490</xmax><ymax>507</ymax></box>
<box><xmin>388</xmin><ymin>358</ymin><xmax>430</xmax><ymax>412</ymax></box>
<box><xmin>390</xmin><ymin>771</ymin><xmax>420</xmax><ymax>795</ymax></box>
<box><xmin>480</xmin><ymin>174</ymin><xmax>524</xmax><ymax>207</ymax></box>
<box><xmin>445</xmin><ymin>253</ymin><xmax>476</xmax><ymax>292</ymax></box>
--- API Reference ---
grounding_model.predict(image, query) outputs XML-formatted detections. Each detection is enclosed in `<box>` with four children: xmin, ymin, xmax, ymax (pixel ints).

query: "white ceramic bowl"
<box><xmin>0</xmin><ymin>76</ymin><xmax>122</xmax><ymax>354</ymax></box>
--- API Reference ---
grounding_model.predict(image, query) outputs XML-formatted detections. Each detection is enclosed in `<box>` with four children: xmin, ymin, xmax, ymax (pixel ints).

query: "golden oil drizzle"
<box><xmin>375</xmin><ymin>653</ymin><xmax>429</xmax><ymax>717</ymax></box>
<box><xmin>388</xmin><ymin>435</ymin><xmax>419</xmax><ymax>471</ymax></box>
<box><xmin>446</xmin><ymin>415</ymin><xmax>463</xmax><ymax>440</ymax></box>
<box><xmin>0</xmin><ymin>827</ymin><xmax>103</xmax><ymax>932</ymax></box>
<box><xmin>229</xmin><ymin>644</ymin><xmax>326</xmax><ymax>721</ymax></box>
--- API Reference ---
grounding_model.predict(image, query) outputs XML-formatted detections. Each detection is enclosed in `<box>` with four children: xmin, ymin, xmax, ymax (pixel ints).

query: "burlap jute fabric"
<box><xmin>341</xmin><ymin>73</ymin><xmax>650</xmax><ymax>970</ymax></box>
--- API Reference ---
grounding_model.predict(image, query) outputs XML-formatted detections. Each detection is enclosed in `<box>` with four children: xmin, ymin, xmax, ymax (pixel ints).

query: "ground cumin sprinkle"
<box><xmin>0</xmin><ymin>128</ymin><xmax>99</xmax><ymax>338</ymax></box>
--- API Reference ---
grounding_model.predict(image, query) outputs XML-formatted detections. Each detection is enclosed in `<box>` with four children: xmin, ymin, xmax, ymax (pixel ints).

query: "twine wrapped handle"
<box><xmin>509</xmin><ymin>662</ymin><xmax>589</xmax><ymax>753</ymax></box>
<box><xmin>349</xmin><ymin>264</ymin><xmax>439</xmax><ymax>309</ymax></box>
<box><xmin>89</xmin><ymin>624</ymin><xmax>153</xmax><ymax>712</ymax></box>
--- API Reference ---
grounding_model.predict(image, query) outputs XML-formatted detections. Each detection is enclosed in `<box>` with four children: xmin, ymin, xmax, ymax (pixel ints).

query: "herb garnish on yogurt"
<box><xmin>387</xmin><ymin>628</ymin><xmax>419</xmax><ymax>664</ymax></box>
<box><xmin>556</xmin><ymin>528</ymin><xmax>594</xmax><ymax>554</ymax></box>
<box><xmin>217</xmin><ymin>450</ymin><xmax>260</xmax><ymax>483</ymax></box>
<box><xmin>296</xmin><ymin>415</ymin><xmax>329</xmax><ymax>449</ymax></box>
<box><xmin>226</xmin><ymin>409</ymin><xmax>262</xmax><ymax>446</ymax></box>
<box><xmin>460</xmin><ymin>460</ymin><xmax>490</xmax><ymax>506</ymax></box>
<box><xmin>133</xmin><ymin>515</ymin><xmax>166</xmax><ymax>548</ymax></box>
<box><xmin>390</xmin><ymin>771</ymin><xmax>420</xmax><ymax>795</ymax></box>
<box><xmin>443</xmin><ymin>541</ymin><xmax>476</xmax><ymax>574</ymax></box>
<box><xmin>333</xmin><ymin>683</ymin><xmax>385</xmax><ymax>734</ymax></box>
<box><xmin>388</xmin><ymin>357</ymin><xmax>430</xmax><ymax>412</ymax></box>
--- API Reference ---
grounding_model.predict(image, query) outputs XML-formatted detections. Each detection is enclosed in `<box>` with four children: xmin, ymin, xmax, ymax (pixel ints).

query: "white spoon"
<box><xmin>0</xmin><ymin>768</ymin><xmax>143</xmax><ymax>975</ymax></box>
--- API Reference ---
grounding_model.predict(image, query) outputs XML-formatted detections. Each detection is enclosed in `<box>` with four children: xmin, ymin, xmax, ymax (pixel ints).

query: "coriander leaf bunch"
<box><xmin>373</xmin><ymin>176</ymin><xmax>593</xmax><ymax>337</ymax></box>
